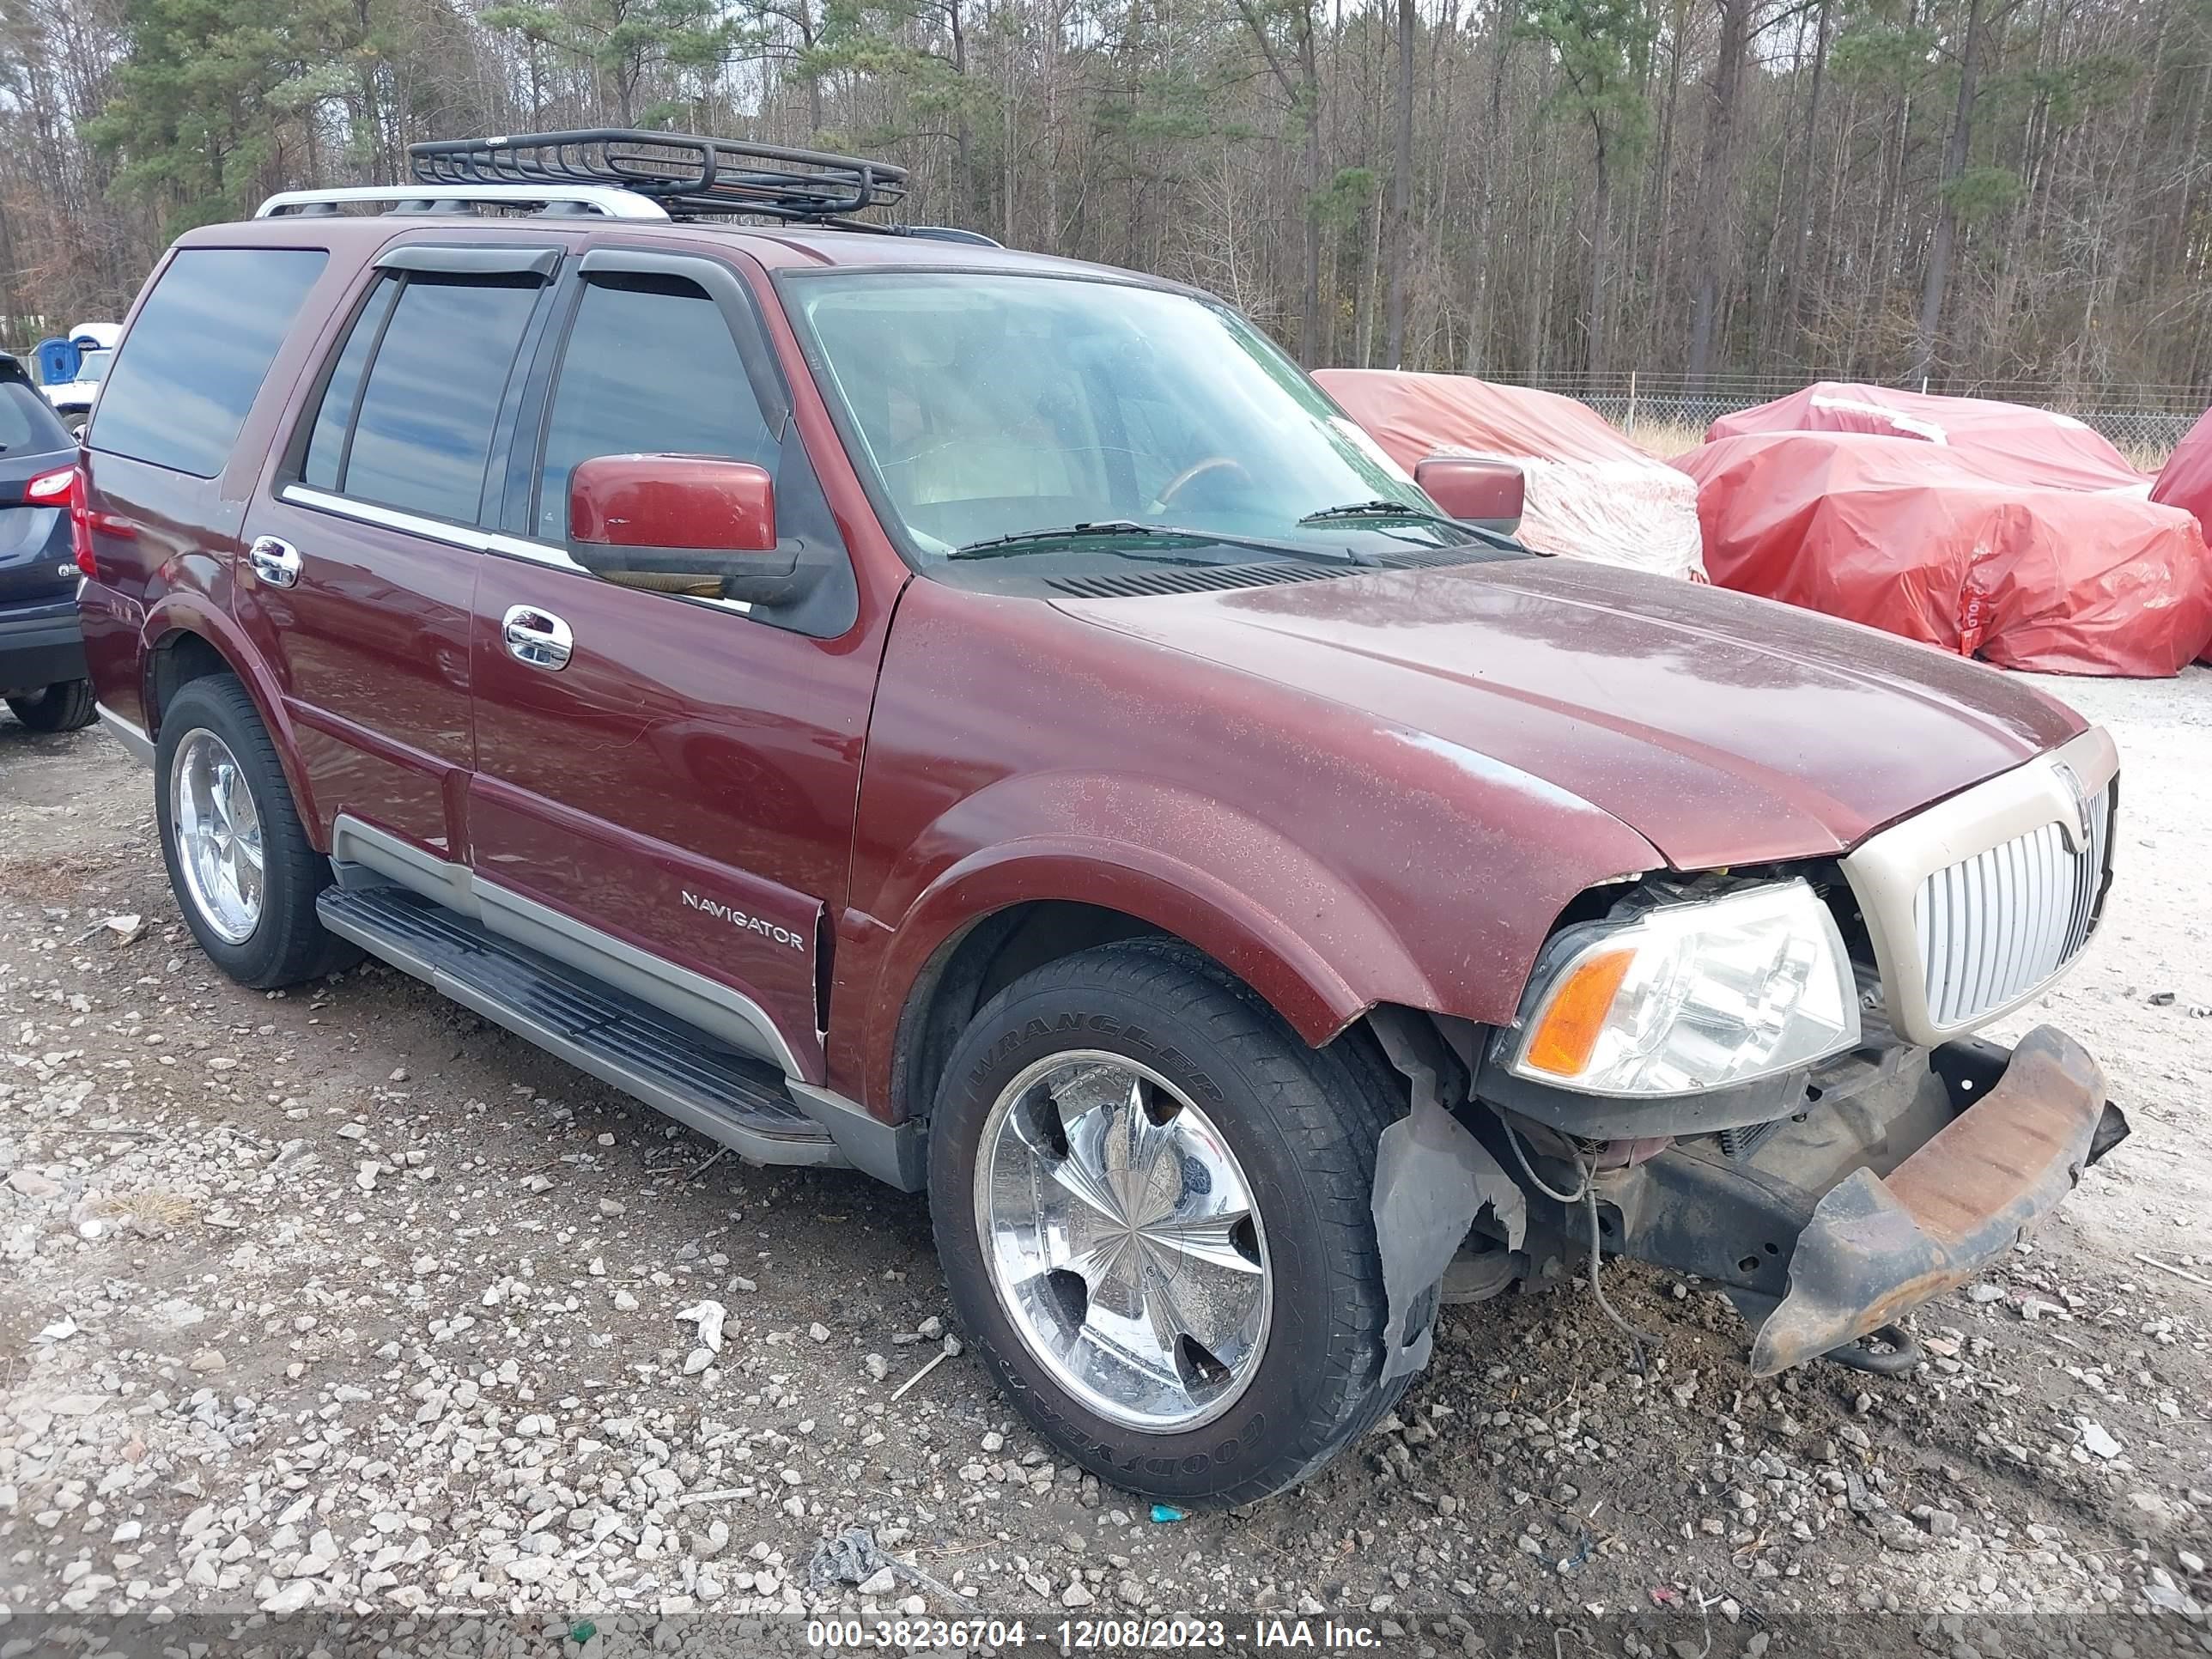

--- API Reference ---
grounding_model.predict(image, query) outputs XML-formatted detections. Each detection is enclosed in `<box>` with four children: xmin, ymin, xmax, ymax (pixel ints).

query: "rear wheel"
<box><xmin>155</xmin><ymin>676</ymin><xmax>360</xmax><ymax>988</ymax></box>
<box><xmin>6</xmin><ymin>679</ymin><xmax>95</xmax><ymax>732</ymax></box>
<box><xmin>928</xmin><ymin>939</ymin><xmax>1413</xmax><ymax>1507</ymax></box>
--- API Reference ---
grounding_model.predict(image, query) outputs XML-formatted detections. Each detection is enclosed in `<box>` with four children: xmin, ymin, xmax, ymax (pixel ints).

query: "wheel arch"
<box><xmin>138</xmin><ymin>603</ymin><xmax>320</xmax><ymax>842</ymax></box>
<box><xmin>859</xmin><ymin>828</ymin><xmax>1453</xmax><ymax>1126</ymax></box>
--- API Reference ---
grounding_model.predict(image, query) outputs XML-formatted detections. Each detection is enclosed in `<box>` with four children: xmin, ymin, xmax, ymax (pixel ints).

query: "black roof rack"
<box><xmin>406</xmin><ymin>129</ymin><xmax>908</xmax><ymax>223</ymax></box>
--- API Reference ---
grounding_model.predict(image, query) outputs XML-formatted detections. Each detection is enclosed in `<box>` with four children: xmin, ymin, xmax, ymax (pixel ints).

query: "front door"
<box><xmin>237</xmin><ymin>242</ymin><xmax>563</xmax><ymax>855</ymax></box>
<box><xmin>468</xmin><ymin>247</ymin><xmax>878</xmax><ymax>1083</ymax></box>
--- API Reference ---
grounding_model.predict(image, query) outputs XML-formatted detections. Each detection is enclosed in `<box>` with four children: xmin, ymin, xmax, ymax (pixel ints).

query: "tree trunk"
<box><xmin>950</xmin><ymin>0</ymin><xmax>974</xmax><ymax>227</ymax></box>
<box><xmin>1640</xmin><ymin>0</ymin><xmax>1688</xmax><ymax>366</ymax></box>
<box><xmin>1910</xmin><ymin>0</ymin><xmax>1985</xmax><ymax>382</ymax></box>
<box><xmin>801</xmin><ymin>0</ymin><xmax>823</xmax><ymax>136</ymax></box>
<box><xmin>1461</xmin><ymin>0</ymin><xmax>1514</xmax><ymax>370</ymax></box>
<box><xmin>1686</xmin><ymin>0</ymin><xmax>1753</xmax><ymax>389</ymax></box>
<box><xmin>1778</xmin><ymin>0</ymin><xmax>1832</xmax><ymax>367</ymax></box>
<box><xmin>1298</xmin><ymin>11</ymin><xmax>1326</xmax><ymax>365</ymax></box>
<box><xmin>1588</xmin><ymin>133</ymin><xmax>1612</xmax><ymax>375</ymax></box>
<box><xmin>1384</xmin><ymin>0</ymin><xmax>1415</xmax><ymax>366</ymax></box>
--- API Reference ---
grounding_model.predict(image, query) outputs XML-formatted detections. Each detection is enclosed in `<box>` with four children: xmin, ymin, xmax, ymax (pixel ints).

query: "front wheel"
<box><xmin>928</xmin><ymin>939</ymin><xmax>1413</xmax><ymax>1507</ymax></box>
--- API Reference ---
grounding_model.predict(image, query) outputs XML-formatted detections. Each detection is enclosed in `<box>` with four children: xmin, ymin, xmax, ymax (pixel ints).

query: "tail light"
<box><xmin>27</xmin><ymin>465</ymin><xmax>94</xmax><ymax>578</ymax></box>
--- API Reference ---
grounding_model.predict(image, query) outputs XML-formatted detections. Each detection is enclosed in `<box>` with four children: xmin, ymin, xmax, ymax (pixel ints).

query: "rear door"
<box><xmin>466</xmin><ymin>246</ymin><xmax>876</xmax><ymax>1082</ymax></box>
<box><xmin>236</xmin><ymin>242</ymin><xmax>562</xmax><ymax>856</ymax></box>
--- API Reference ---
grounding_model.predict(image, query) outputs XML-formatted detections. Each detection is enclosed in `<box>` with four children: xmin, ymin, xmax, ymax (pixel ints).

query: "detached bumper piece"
<box><xmin>1750</xmin><ymin>1025</ymin><xmax>2122</xmax><ymax>1374</ymax></box>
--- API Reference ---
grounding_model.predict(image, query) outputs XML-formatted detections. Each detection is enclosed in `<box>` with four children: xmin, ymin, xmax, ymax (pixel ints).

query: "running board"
<box><xmin>317</xmin><ymin>884</ymin><xmax>846</xmax><ymax>1170</ymax></box>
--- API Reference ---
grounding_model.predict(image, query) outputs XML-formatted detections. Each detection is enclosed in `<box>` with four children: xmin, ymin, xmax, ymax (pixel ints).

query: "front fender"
<box><xmin>868</xmin><ymin>775</ymin><xmax>1443</xmax><ymax>1056</ymax></box>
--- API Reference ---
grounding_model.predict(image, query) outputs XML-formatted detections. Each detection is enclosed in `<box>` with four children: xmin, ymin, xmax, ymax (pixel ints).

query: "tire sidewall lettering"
<box><xmin>964</xmin><ymin>1008</ymin><xmax>1224</xmax><ymax>1109</ymax></box>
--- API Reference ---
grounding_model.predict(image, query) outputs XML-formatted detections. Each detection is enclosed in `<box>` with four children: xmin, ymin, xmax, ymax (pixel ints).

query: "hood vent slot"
<box><xmin>1045</xmin><ymin>549</ymin><xmax>1496</xmax><ymax>600</ymax></box>
<box><xmin>1045</xmin><ymin>562</ymin><xmax>1342</xmax><ymax>599</ymax></box>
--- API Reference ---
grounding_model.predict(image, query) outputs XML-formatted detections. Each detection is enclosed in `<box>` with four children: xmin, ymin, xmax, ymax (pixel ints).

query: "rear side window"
<box><xmin>533</xmin><ymin>275</ymin><xmax>776</xmax><ymax>541</ymax></box>
<box><xmin>0</xmin><ymin>383</ymin><xmax>72</xmax><ymax>455</ymax></box>
<box><xmin>302</xmin><ymin>274</ymin><xmax>539</xmax><ymax>524</ymax></box>
<box><xmin>301</xmin><ymin>277</ymin><xmax>399</xmax><ymax>490</ymax></box>
<box><xmin>91</xmin><ymin>248</ymin><xmax>327</xmax><ymax>477</ymax></box>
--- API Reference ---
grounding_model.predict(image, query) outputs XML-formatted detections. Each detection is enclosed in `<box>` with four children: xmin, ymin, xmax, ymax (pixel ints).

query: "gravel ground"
<box><xmin>1</xmin><ymin>670</ymin><xmax>2208</xmax><ymax>1655</ymax></box>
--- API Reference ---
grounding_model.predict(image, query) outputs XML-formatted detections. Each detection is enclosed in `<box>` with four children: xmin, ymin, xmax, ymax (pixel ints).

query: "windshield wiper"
<box><xmin>1298</xmin><ymin>498</ymin><xmax>1459</xmax><ymax>526</ymax></box>
<box><xmin>949</xmin><ymin>520</ymin><xmax>1365</xmax><ymax>564</ymax></box>
<box><xmin>951</xmin><ymin>520</ymin><xmax>1161</xmax><ymax>557</ymax></box>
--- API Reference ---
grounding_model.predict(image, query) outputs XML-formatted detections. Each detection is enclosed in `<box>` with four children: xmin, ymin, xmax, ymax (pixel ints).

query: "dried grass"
<box><xmin>1614</xmin><ymin>417</ymin><xmax>1705</xmax><ymax>459</ymax></box>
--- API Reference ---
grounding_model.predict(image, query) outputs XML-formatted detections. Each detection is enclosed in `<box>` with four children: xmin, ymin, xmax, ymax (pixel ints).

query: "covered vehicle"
<box><xmin>1319</xmin><ymin>368</ymin><xmax>1705</xmax><ymax>580</ymax></box>
<box><xmin>1708</xmin><ymin>380</ymin><xmax>2150</xmax><ymax>495</ymax></box>
<box><xmin>1677</xmin><ymin>430</ymin><xmax>2212</xmax><ymax>676</ymax></box>
<box><xmin>2151</xmin><ymin>407</ymin><xmax>2212</xmax><ymax>665</ymax></box>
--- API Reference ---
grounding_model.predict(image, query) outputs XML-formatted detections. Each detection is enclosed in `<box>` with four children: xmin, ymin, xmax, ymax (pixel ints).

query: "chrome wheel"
<box><xmin>169</xmin><ymin>729</ymin><xmax>264</xmax><ymax>945</ymax></box>
<box><xmin>975</xmin><ymin>1052</ymin><xmax>1271</xmax><ymax>1432</ymax></box>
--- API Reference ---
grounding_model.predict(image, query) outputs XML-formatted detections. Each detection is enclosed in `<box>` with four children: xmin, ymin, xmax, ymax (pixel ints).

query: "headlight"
<box><xmin>1499</xmin><ymin>879</ymin><xmax>1860</xmax><ymax>1097</ymax></box>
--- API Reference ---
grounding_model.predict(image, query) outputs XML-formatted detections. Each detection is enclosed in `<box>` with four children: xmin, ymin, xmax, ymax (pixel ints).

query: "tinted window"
<box><xmin>535</xmin><ymin>276</ymin><xmax>775</xmax><ymax>541</ymax></box>
<box><xmin>91</xmin><ymin>248</ymin><xmax>326</xmax><ymax>477</ymax></box>
<box><xmin>341</xmin><ymin>276</ymin><xmax>539</xmax><ymax>523</ymax></box>
<box><xmin>0</xmin><ymin>383</ymin><xmax>72</xmax><ymax>455</ymax></box>
<box><xmin>301</xmin><ymin>277</ymin><xmax>399</xmax><ymax>490</ymax></box>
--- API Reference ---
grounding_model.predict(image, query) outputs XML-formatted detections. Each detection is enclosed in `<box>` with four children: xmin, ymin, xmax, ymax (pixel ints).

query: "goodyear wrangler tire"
<box><xmin>927</xmin><ymin>938</ymin><xmax>1413</xmax><ymax>1507</ymax></box>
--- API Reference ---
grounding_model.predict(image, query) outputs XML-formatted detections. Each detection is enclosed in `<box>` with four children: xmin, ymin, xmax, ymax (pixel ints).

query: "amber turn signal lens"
<box><xmin>1522</xmin><ymin>947</ymin><xmax>1636</xmax><ymax>1078</ymax></box>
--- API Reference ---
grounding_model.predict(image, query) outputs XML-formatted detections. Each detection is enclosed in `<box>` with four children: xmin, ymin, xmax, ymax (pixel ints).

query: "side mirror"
<box><xmin>1414</xmin><ymin>456</ymin><xmax>1526</xmax><ymax>536</ymax></box>
<box><xmin>568</xmin><ymin>454</ymin><xmax>817</xmax><ymax>605</ymax></box>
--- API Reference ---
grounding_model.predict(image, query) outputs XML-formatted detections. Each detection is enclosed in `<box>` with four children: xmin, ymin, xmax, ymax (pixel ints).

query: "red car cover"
<box><xmin>1708</xmin><ymin>382</ymin><xmax>2151</xmax><ymax>495</ymax></box>
<box><xmin>2152</xmin><ymin>408</ymin><xmax>2212</xmax><ymax>663</ymax></box>
<box><xmin>1676</xmin><ymin>431</ymin><xmax>2212</xmax><ymax>677</ymax></box>
<box><xmin>1317</xmin><ymin>368</ymin><xmax>1705</xmax><ymax>580</ymax></box>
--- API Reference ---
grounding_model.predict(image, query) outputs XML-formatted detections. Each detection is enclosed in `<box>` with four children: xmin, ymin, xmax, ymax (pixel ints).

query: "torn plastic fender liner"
<box><xmin>1750</xmin><ymin>1024</ymin><xmax>2118</xmax><ymax>1375</ymax></box>
<box><xmin>1368</xmin><ymin>1010</ymin><xmax>1526</xmax><ymax>1381</ymax></box>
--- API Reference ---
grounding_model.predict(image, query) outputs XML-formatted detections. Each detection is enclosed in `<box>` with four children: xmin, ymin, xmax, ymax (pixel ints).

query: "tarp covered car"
<box><xmin>2150</xmin><ymin>406</ymin><xmax>2212</xmax><ymax>665</ymax></box>
<box><xmin>1677</xmin><ymin>430</ymin><xmax>2212</xmax><ymax>677</ymax></box>
<box><xmin>1707</xmin><ymin>380</ymin><xmax>2152</xmax><ymax>495</ymax></box>
<box><xmin>1318</xmin><ymin>368</ymin><xmax>1705</xmax><ymax>580</ymax></box>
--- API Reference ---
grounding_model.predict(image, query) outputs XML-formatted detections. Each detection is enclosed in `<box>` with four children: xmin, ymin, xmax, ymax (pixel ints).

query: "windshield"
<box><xmin>789</xmin><ymin>271</ymin><xmax>1468</xmax><ymax>564</ymax></box>
<box><xmin>76</xmin><ymin>349</ymin><xmax>113</xmax><ymax>386</ymax></box>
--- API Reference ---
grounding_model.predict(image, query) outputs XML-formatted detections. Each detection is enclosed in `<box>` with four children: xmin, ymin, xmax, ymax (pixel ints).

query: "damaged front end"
<box><xmin>1492</xmin><ymin>1026</ymin><xmax>2127</xmax><ymax>1373</ymax></box>
<box><xmin>1372</xmin><ymin>1012</ymin><xmax>2130</xmax><ymax>1381</ymax></box>
<box><xmin>1370</xmin><ymin>731</ymin><xmax>2127</xmax><ymax>1378</ymax></box>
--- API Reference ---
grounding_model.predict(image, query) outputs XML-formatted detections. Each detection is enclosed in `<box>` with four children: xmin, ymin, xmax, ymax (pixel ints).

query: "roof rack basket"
<box><xmin>406</xmin><ymin>129</ymin><xmax>908</xmax><ymax>222</ymax></box>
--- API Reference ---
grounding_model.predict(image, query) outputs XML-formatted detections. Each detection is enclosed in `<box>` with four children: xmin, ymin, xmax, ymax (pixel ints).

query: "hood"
<box><xmin>1054</xmin><ymin>557</ymin><xmax>2085</xmax><ymax>870</ymax></box>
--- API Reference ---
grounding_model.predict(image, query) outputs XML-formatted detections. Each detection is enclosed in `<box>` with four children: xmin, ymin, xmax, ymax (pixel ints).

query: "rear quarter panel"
<box><xmin>76</xmin><ymin>225</ymin><xmax>396</xmax><ymax>822</ymax></box>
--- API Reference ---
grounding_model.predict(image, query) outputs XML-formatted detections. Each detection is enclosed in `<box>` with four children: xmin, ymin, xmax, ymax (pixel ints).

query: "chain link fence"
<box><xmin>1483</xmin><ymin>371</ymin><xmax>2206</xmax><ymax>465</ymax></box>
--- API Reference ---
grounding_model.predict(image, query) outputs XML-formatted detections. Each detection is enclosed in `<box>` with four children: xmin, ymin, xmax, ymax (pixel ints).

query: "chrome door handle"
<box><xmin>501</xmin><ymin>604</ymin><xmax>573</xmax><ymax>671</ymax></box>
<box><xmin>248</xmin><ymin>535</ymin><xmax>302</xmax><ymax>588</ymax></box>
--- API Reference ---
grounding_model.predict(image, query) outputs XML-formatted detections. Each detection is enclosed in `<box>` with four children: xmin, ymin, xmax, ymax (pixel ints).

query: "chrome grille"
<box><xmin>1912</xmin><ymin>784</ymin><xmax>2112</xmax><ymax>1029</ymax></box>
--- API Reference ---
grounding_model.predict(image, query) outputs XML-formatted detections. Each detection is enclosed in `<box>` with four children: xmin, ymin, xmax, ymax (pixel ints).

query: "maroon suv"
<box><xmin>73</xmin><ymin>131</ymin><xmax>2124</xmax><ymax>1507</ymax></box>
